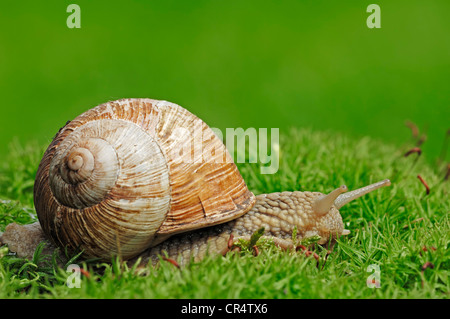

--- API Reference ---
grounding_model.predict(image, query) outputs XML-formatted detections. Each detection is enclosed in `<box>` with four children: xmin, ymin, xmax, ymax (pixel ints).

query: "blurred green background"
<box><xmin>0</xmin><ymin>0</ymin><xmax>449</xmax><ymax>162</ymax></box>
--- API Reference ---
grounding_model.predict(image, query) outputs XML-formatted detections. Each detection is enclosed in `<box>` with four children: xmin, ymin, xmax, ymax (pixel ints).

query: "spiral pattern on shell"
<box><xmin>34</xmin><ymin>98</ymin><xmax>255</xmax><ymax>260</ymax></box>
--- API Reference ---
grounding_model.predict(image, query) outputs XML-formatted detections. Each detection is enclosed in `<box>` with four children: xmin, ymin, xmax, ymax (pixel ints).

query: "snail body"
<box><xmin>136</xmin><ymin>181</ymin><xmax>391</xmax><ymax>266</ymax></box>
<box><xmin>8</xmin><ymin>98</ymin><xmax>391</xmax><ymax>264</ymax></box>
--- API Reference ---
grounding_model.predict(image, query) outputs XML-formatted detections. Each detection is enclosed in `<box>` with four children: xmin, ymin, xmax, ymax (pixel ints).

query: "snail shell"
<box><xmin>34</xmin><ymin>98</ymin><xmax>255</xmax><ymax>260</ymax></box>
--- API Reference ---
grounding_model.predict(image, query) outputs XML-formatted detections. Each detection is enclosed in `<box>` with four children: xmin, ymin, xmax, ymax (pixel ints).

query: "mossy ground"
<box><xmin>0</xmin><ymin>128</ymin><xmax>448</xmax><ymax>299</ymax></box>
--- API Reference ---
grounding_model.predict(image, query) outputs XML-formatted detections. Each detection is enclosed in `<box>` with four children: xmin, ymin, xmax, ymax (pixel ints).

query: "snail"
<box><xmin>1</xmin><ymin>98</ymin><xmax>391</xmax><ymax>266</ymax></box>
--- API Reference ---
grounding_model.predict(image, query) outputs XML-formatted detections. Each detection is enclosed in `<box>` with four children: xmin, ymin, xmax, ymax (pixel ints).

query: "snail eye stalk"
<box><xmin>313</xmin><ymin>185</ymin><xmax>348</xmax><ymax>216</ymax></box>
<box><xmin>334</xmin><ymin>179</ymin><xmax>391</xmax><ymax>209</ymax></box>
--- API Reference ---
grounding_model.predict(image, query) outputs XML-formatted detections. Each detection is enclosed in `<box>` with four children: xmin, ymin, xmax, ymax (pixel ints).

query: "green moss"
<box><xmin>0</xmin><ymin>128</ymin><xmax>448</xmax><ymax>298</ymax></box>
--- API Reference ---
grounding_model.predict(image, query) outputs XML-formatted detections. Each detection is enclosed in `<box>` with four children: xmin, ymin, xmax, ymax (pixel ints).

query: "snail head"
<box><xmin>309</xmin><ymin>179</ymin><xmax>391</xmax><ymax>244</ymax></box>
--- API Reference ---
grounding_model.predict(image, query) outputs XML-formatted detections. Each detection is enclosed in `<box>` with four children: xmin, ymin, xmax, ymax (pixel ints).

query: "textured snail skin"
<box><xmin>1</xmin><ymin>178</ymin><xmax>390</xmax><ymax>265</ymax></box>
<box><xmin>134</xmin><ymin>191</ymin><xmax>344</xmax><ymax>266</ymax></box>
<box><xmin>0</xmin><ymin>191</ymin><xmax>344</xmax><ymax>266</ymax></box>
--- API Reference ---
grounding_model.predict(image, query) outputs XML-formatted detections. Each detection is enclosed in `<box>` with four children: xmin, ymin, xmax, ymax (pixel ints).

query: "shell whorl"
<box><xmin>34</xmin><ymin>98</ymin><xmax>255</xmax><ymax>261</ymax></box>
<box><xmin>38</xmin><ymin>117</ymin><xmax>172</xmax><ymax>260</ymax></box>
<box><xmin>49</xmin><ymin>136</ymin><xmax>119</xmax><ymax>209</ymax></box>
